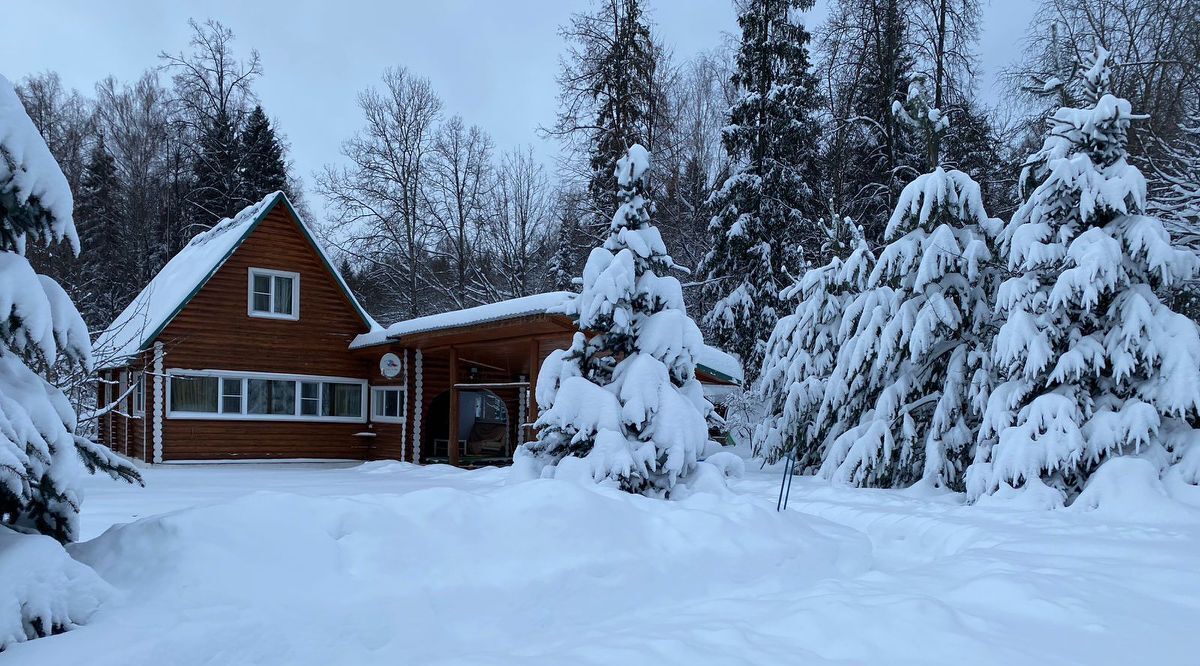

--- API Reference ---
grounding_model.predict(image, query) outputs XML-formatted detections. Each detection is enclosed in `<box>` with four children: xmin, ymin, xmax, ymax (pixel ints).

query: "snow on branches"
<box><xmin>514</xmin><ymin>145</ymin><xmax>726</xmax><ymax>497</ymax></box>
<box><xmin>967</xmin><ymin>49</ymin><xmax>1200</xmax><ymax>503</ymax></box>
<box><xmin>816</xmin><ymin>167</ymin><xmax>1002</xmax><ymax>490</ymax></box>
<box><xmin>701</xmin><ymin>0</ymin><xmax>823</xmax><ymax>385</ymax></box>
<box><xmin>756</xmin><ymin>212</ymin><xmax>873</xmax><ymax>471</ymax></box>
<box><xmin>1</xmin><ymin>73</ymin><xmax>140</xmax><ymax>544</ymax></box>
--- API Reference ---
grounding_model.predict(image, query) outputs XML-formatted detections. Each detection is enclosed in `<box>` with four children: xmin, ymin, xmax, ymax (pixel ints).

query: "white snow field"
<box><xmin>6</xmin><ymin>461</ymin><xmax>1200</xmax><ymax>665</ymax></box>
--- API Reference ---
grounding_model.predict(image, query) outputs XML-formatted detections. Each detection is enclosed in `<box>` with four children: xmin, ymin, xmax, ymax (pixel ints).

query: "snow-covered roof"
<box><xmin>94</xmin><ymin>192</ymin><xmax>376</xmax><ymax>368</ymax></box>
<box><xmin>695</xmin><ymin>345</ymin><xmax>744</xmax><ymax>384</ymax></box>
<box><xmin>353</xmin><ymin>291</ymin><xmax>744</xmax><ymax>385</ymax></box>
<box><xmin>351</xmin><ymin>292</ymin><xmax>573</xmax><ymax>348</ymax></box>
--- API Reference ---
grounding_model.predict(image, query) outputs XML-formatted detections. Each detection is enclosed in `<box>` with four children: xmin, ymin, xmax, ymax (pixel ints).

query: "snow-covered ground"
<box><xmin>6</xmin><ymin>461</ymin><xmax>1200</xmax><ymax>665</ymax></box>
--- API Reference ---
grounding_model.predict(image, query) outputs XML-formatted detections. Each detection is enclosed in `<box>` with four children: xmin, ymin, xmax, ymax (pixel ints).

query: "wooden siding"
<box><xmin>154</xmin><ymin>204</ymin><xmax>375</xmax><ymax>461</ymax></box>
<box><xmin>89</xmin><ymin>198</ymin><xmax>736</xmax><ymax>464</ymax></box>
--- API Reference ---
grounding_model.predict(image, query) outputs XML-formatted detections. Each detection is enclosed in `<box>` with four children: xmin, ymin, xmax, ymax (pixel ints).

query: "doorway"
<box><xmin>425</xmin><ymin>389</ymin><xmax>511</xmax><ymax>464</ymax></box>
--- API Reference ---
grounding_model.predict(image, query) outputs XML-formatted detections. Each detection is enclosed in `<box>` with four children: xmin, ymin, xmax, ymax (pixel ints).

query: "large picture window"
<box><xmin>247</xmin><ymin>268</ymin><xmax>300</xmax><ymax>320</ymax></box>
<box><xmin>167</xmin><ymin>371</ymin><xmax>366</xmax><ymax>422</ymax></box>
<box><xmin>170</xmin><ymin>375</ymin><xmax>219</xmax><ymax>413</ymax></box>
<box><xmin>248</xmin><ymin>379</ymin><xmax>296</xmax><ymax>415</ymax></box>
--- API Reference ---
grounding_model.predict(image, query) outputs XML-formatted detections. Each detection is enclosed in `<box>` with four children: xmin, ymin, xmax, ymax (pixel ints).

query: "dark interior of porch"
<box><xmin>418</xmin><ymin>333</ymin><xmax>557</xmax><ymax>467</ymax></box>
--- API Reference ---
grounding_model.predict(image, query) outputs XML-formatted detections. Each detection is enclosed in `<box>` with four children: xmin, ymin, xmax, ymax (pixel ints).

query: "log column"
<box><xmin>527</xmin><ymin>338</ymin><xmax>540</xmax><ymax>443</ymax></box>
<box><xmin>448</xmin><ymin>347</ymin><xmax>460</xmax><ymax>466</ymax></box>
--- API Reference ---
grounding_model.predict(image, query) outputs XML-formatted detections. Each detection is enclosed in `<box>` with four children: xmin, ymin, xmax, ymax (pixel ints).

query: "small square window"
<box><xmin>248</xmin><ymin>269</ymin><xmax>299</xmax><ymax>320</ymax></box>
<box><xmin>372</xmin><ymin>387</ymin><xmax>404</xmax><ymax>421</ymax></box>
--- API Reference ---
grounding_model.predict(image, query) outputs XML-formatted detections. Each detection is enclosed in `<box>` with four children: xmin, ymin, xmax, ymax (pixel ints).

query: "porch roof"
<box><xmin>350</xmin><ymin>292</ymin><xmax>573</xmax><ymax>349</ymax></box>
<box><xmin>353</xmin><ymin>291</ymin><xmax>744</xmax><ymax>385</ymax></box>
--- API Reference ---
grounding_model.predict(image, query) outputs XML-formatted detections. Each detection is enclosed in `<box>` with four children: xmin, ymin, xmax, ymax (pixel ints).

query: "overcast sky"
<box><xmin>6</xmin><ymin>0</ymin><xmax>1036</xmax><ymax>214</ymax></box>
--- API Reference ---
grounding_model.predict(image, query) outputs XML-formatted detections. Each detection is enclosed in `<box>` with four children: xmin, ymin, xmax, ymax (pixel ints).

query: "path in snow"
<box><xmin>7</xmin><ymin>461</ymin><xmax>1200</xmax><ymax>665</ymax></box>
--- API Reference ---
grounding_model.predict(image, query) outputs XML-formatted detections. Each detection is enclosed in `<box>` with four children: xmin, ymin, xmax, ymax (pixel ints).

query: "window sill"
<box><xmin>248</xmin><ymin>311</ymin><xmax>300</xmax><ymax>321</ymax></box>
<box><xmin>167</xmin><ymin>412</ymin><xmax>367</xmax><ymax>424</ymax></box>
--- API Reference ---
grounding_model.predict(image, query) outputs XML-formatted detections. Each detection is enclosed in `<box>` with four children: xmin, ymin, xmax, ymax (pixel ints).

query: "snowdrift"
<box><xmin>46</xmin><ymin>479</ymin><xmax>867</xmax><ymax>665</ymax></box>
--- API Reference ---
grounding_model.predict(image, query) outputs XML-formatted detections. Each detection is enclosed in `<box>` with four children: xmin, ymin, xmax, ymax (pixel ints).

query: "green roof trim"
<box><xmin>696</xmin><ymin>363</ymin><xmax>740</xmax><ymax>385</ymax></box>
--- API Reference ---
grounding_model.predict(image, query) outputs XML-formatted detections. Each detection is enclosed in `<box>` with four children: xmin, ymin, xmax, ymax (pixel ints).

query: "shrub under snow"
<box><xmin>0</xmin><ymin>528</ymin><xmax>109</xmax><ymax>650</ymax></box>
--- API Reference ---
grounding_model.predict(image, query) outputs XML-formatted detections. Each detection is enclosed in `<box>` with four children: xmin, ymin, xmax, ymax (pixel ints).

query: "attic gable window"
<box><xmin>248</xmin><ymin>268</ymin><xmax>300</xmax><ymax>320</ymax></box>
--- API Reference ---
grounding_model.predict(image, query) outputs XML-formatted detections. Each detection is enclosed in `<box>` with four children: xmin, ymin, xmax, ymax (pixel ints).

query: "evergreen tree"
<box><xmin>74</xmin><ymin>134</ymin><xmax>124</xmax><ymax>326</ymax></box>
<box><xmin>515</xmin><ymin>145</ymin><xmax>718</xmax><ymax>497</ymax></box>
<box><xmin>701</xmin><ymin>0</ymin><xmax>824</xmax><ymax>385</ymax></box>
<box><xmin>189</xmin><ymin>108</ymin><xmax>242</xmax><ymax>230</ymax></box>
<box><xmin>548</xmin><ymin>0</ymin><xmax>664</xmax><ymax>276</ymax></box>
<box><xmin>549</xmin><ymin>216</ymin><xmax>581</xmax><ymax>292</ymax></box>
<box><xmin>941</xmin><ymin>100</ymin><xmax>1013</xmax><ymax>217</ymax></box>
<box><xmin>822</xmin><ymin>0</ymin><xmax>922</xmax><ymax>244</ymax></box>
<box><xmin>1147</xmin><ymin>113</ymin><xmax>1200</xmax><ymax>320</ymax></box>
<box><xmin>238</xmin><ymin>104</ymin><xmax>288</xmax><ymax>203</ymax></box>
<box><xmin>583</xmin><ymin>0</ymin><xmax>656</xmax><ymax>226</ymax></box>
<box><xmin>756</xmin><ymin>206</ymin><xmax>874</xmax><ymax>470</ymax></box>
<box><xmin>967</xmin><ymin>49</ymin><xmax>1200</xmax><ymax>503</ymax></box>
<box><xmin>0</xmin><ymin>74</ymin><xmax>140</xmax><ymax>544</ymax></box>
<box><xmin>811</xmin><ymin>80</ymin><xmax>1002</xmax><ymax>490</ymax></box>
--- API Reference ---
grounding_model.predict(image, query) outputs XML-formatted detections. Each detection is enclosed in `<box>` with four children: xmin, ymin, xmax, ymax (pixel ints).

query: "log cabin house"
<box><xmin>92</xmin><ymin>191</ymin><xmax>743</xmax><ymax>465</ymax></box>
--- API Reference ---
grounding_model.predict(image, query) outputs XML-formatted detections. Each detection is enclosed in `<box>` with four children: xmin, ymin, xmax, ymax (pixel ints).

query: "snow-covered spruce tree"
<box><xmin>515</xmin><ymin>145</ymin><xmax>719</xmax><ymax>497</ymax></box>
<box><xmin>814</xmin><ymin>77</ymin><xmax>1003</xmax><ymax>490</ymax></box>
<box><xmin>0</xmin><ymin>73</ymin><xmax>140</xmax><ymax>543</ymax></box>
<box><xmin>966</xmin><ymin>49</ymin><xmax>1200</xmax><ymax>503</ymax></box>
<box><xmin>701</xmin><ymin>0</ymin><xmax>823</xmax><ymax>385</ymax></box>
<box><xmin>755</xmin><ymin>206</ymin><xmax>873</xmax><ymax>470</ymax></box>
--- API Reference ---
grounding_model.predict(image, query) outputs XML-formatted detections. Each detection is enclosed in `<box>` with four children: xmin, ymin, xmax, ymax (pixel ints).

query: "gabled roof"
<box><xmin>352</xmin><ymin>291</ymin><xmax>744</xmax><ymax>385</ymax></box>
<box><xmin>94</xmin><ymin>191</ymin><xmax>377</xmax><ymax>368</ymax></box>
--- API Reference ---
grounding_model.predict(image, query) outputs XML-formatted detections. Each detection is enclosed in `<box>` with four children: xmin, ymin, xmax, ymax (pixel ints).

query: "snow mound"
<box><xmin>1071</xmin><ymin>457</ymin><xmax>1199</xmax><ymax>522</ymax></box>
<box><xmin>0</xmin><ymin>529</ymin><xmax>110</xmax><ymax>650</ymax></box>
<box><xmin>65</xmin><ymin>481</ymin><xmax>868</xmax><ymax>663</ymax></box>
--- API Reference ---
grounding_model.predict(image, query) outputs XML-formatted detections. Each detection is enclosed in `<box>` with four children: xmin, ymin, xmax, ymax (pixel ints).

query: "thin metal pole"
<box><xmin>782</xmin><ymin>453</ymin><xmax>797</xmax><ymax>511</ymax></box>
<box><xmin>776</xmin><ymin>451</ymin><xmax>795</xmax><ymax>511</ymax></box>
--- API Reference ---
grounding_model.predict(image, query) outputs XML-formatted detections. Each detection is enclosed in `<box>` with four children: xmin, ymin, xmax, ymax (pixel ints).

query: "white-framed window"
<box><xmin>371</xmin><ymin>386</ymin><xmax>406</xmax><ymax>423</ymax></box>
<box><xmin>131</xmin><ymin>371</ymin><xmax>145</xmax><ymax>415</ymax></box>
<box><xmin>247</xmin><ymin>268</ymin><xmax>300</xmax><ymax>320</ymax></box>
<box><xmin>221</xmin><ymin>377</ymin><xmax>243</xmax><ymax>414</ymax></box>
<box><xmin>167</xmin><ymin>369</ymin><xmax>366</xmax><ymax>422</ymax></box>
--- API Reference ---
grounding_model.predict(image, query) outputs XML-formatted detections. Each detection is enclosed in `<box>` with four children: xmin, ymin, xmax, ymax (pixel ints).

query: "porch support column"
<box><xmin>527</xmin><ymin>338</ymin><xmax>539</xmax><ymax>444</ymax></box>
<box><xmin>413</xmin><ymin>349</ymin><xmax>423</xmax><ymax>464</ymax></box>
<box><xmin>448</xmin><ymin>347</ymin><xmax>460</xmax><ymax>466</ymax></box>
<box><xmin>400</xmin><ymin>349</ymin><xmax>409</xmax><ymax>462</ymax></box>
<box><xmin>151</xmin><ymin>342</ymin><xmax>164</xmax><ymax>463</ymax></box>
